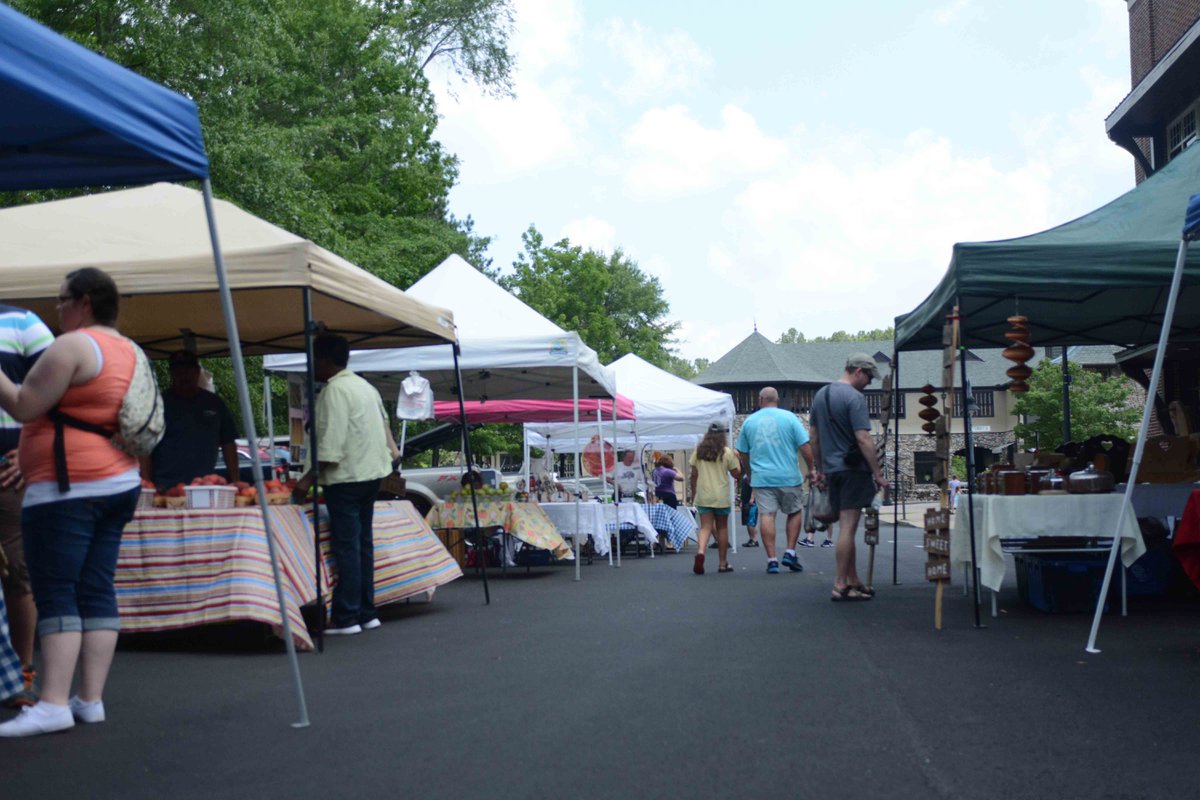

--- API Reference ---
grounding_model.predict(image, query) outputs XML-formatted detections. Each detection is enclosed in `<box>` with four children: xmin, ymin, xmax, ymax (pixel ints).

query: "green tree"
<box><xmin>7</xmin><ymin>0</ymin><xmax>510</xmax><ymax>284</ymax></box>
<box><xmin>501</xmin><ymin>226</ymin><xmax>680</xmax><ymax>367</ymax></box>
<box><xmin>777</xmin><ymin>328</ymin><xmax>806</xmax><ymax>344</ymax></box>
<box><xmin>1013</xmin><ymin>360</ymin><xmax>1141</xmax><ymax>450</ymax></box>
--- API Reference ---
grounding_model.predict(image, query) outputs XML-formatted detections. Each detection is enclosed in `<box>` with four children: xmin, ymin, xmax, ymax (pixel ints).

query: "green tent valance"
<box><xmin>896</xmin><ymin>143</ymin><xmax>1200</xmax><ymax>351</ymax></box>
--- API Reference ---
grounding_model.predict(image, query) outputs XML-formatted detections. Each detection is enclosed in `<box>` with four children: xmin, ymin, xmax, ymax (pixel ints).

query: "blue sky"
<box><xmin>430</xmin><ymin>0</ymin><xmax>1134</xmax><ymax>363</ymax></box>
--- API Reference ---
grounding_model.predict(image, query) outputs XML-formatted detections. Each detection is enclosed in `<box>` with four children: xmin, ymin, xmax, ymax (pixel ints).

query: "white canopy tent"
<box><xmin>525</xmin><ymin>353</ymin><xmax>734</xmax><ymax>451</ymax></box>
<box><xmin>526</xmin><ymin>354</ymin><xmax>736</xmax><ymax>562</ymax></box>
<box><xmin>266</xmin><ymin>254</ymin><xmax>621</xmax><ymax>578</ymax></box>
<box><xmin>265</xmin><ymin>254</ymin><xmax>614</xmax><ymax>402</ymax></box>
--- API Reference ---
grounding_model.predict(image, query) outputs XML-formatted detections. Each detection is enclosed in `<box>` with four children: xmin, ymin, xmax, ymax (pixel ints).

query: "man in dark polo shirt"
<box><xmin>141</xmin><ymin>350</ymin><xmax>239</xmax><ymax>488</ymax></box>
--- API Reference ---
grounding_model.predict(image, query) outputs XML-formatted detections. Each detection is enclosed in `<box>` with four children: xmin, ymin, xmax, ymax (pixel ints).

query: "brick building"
<box><xmin>1108</xmin><ymin>0</ymin><xmax>1200</xmax><ymax>182</ymax></box>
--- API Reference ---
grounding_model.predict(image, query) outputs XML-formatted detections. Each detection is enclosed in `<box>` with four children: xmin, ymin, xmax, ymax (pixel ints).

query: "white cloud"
<box><xmin>933</xmin><ymin>0</ymin><xmax>972</xmax><ymax>25</ymax></box>
<box><xmin>600</xmin><ymin>18</ymin><xmax>712</xmax><ymax>102</ymax></box>
<box><xmin>622</xmin><ymin>104</ymin><xmax>788</xmax><ymax>198</ymax></box>
<box><xmin>431</xmin><ymin>0</ymin><xmax>587</xmax><ymax>178</ymax></box>
<box><xmin>559</xmin><ymin>216</ymin><xmax>617</xmax><ymax>253</ymax></box>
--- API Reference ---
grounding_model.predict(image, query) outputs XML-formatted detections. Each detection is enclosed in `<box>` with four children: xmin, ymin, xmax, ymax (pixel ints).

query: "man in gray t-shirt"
<box><xmin>809</xmin><ymin>353</ymin><xmax>888</xmax><ymax>601</ymax></box>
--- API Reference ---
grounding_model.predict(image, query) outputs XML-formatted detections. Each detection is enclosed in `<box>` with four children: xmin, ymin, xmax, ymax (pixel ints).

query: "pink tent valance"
<box><xmin>432</xmin><ymin>395</ymin><xmax>635</xmax><ymax>424</ymax></box>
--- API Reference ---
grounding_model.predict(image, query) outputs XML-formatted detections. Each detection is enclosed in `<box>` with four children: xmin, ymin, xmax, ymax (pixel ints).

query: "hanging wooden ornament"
<box><xmin>1002</xmin><ymin>315</ymin><xmax>1034</xmax><ymax>393</ymax></box>
<box><xmin>918</xmin><ymin>383</ymin><xmax>940</xmax><ymax>434</ymax></box>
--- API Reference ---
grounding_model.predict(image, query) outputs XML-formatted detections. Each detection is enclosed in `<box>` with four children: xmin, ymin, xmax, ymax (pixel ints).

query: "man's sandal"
<box><xmin>831</xmin><ymin>585</ymin><xmax>872</xmax><ymax>601</ymax></box>
<box><xmin>852</xmin><ymin>584</ymin><xmax>876</xmax><ymax>597</ymax></box>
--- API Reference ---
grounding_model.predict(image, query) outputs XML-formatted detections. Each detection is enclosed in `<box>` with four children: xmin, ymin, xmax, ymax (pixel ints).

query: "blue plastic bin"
<box><xmin>1014</xmin><ymin>553</ymin><xmax>1112</xmax><ymax>614</ymax></box>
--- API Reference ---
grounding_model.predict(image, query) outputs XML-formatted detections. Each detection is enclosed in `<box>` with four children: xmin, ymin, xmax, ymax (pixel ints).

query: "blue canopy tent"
<box><xmin>0</xmin><ymin>4</ymin><xmax>309</xmax><ymax>725</ymax></box>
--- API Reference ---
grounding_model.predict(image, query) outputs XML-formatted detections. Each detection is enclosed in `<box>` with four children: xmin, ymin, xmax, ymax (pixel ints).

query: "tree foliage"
<box><xmin>777</xmin><ymin>326</ymin><xmax>894</xmax><ymax>344</ymax></box>
<box><xmin>1012</xmin><ymin>361</ymin><xmax>1141</xmax><ymax>450</ymax></box>
<box><xmin>501</xmin><ymin>226</ymin><xmax>679</xmax><ymax>367</ymax></box>
<box><xmin>7</xmin><ymin>0</ymin><xmax>511</xmax><ymax>284</ymax></box>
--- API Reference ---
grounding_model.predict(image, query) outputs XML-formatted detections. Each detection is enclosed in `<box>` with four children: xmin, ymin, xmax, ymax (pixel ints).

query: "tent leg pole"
<box><xmin>613</xmin><ymin>404</ymin><xmax>621</xmax><ymax>567</ymax></box>
<box><xmin>203</xmin><ymin>180</ymin><xmax>309</xmax><ymax>728</ymax></box>
<box><xmin>893</xmin><ymin>344</ymin><xmax>900</xmax><ymax>586</ymax></box>
<box><xmin>452</xmin><ymin>343</ymin><xmax>489</xmax><ymax>605</ymax></box>
<box><xmin>573</xmin><ymin>366</ymin><xmax>582</xmax><ymax>581</ymax></box>
<box><xmin>955</xmin><ymin>301</ymin><xmax>984</xmax><ymax>630</ymax></box>
<box><xmin>302</xmin><ymin>288</ymin><xmax>323</xmax><ymax>654</ymax></box>
<box><xmin>1087</xmin><ymin>237</ymin><xmax>1190</xmax><ymax>653</ymax></box>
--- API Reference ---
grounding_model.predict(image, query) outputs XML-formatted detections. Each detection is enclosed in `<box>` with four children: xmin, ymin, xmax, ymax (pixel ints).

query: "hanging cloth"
<box><xmin>396</xmin><ymin>371</ymin><xmax>434</xmax><ymax>421</ymax></box>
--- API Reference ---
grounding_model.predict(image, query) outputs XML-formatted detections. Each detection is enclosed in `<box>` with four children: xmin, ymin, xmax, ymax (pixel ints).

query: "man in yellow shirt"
<box><xmin>295</xmin><ymin>334</ymin><xmax>399</xmax><ymax>636</ymax></box>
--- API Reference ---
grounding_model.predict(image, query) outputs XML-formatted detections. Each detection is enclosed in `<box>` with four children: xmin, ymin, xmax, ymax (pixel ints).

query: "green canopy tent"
<box><xmin>895</xmin><ymin>141</ymin><xmax>1200</xmax><ymax>352</ymax></box>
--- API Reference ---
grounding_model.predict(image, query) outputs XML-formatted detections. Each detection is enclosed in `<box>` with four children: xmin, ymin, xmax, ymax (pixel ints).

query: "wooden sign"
<box><xmin>924</xmin><ymin>532</ymin><xmax>950</xmax><ymax>556</ymax></box>
<box><xmin>863</xmin><ymin>508</ymin><xmax>879</xmax><ymax>545</ymax></box>
<box><xmin>926</xmin><ymin>557</ymin><xmax>951</xmax><ymax>582</ymax></box>
<box><xmin>924</xmin><ymin>508</ymin><xmax>950</xmax><ymax>531</ymax></box>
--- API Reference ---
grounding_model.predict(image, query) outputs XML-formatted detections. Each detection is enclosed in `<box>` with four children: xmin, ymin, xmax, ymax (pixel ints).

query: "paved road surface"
<box><xmin>2</xmin><ymin>518</ymin><xmax>1197</xmax><ymax>799</ymax></box>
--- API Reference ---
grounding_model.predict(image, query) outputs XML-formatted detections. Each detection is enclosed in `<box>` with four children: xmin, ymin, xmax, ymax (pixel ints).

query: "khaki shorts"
<box><xmin>754</xmin><ymin>485</ymin><xmax>804</xmax><ymax>515</ymax></box>
<box><xmin>0</xmin><ymin>487</ymin><xmax>28</xmax><ymax>594</ymax></box>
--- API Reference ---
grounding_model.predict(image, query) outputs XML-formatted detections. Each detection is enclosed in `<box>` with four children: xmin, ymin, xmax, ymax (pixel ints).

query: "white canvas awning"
<box><xmin>526</xmin><ymin>354</ymin><xmax>735</xmax><ymax>451</ymax></box>
<box><xmin>265</xmin><ymin>254</ymin><xmax>616</xmax><ymax>403</ymax></box>
<box><xmin>0</xmin><ymin>183</ymin><xmax>456</xmax><ymax>356</ymax></box>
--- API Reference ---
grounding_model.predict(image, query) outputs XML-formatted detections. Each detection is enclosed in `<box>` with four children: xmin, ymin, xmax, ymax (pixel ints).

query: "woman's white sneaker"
<box><xmin>69</xmin><ymin>696</ymin><xmax>106</xmax><ymax>723</ymax></box>
<box><xmin>0</xmin><ymin>701</ymin><xmax>74</xmax><ymax>737</ymax></box>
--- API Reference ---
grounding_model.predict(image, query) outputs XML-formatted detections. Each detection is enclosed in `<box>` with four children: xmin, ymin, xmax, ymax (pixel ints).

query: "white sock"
<box><xmin>785</xmin><ymin>548</ymin><xmax>796</xmax><ymax>558</ymax></box>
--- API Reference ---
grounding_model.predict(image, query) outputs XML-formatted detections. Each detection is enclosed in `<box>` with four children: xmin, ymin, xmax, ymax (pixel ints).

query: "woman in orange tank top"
<box><xmin>0</xmin><ymin>268</ymin><xmax>141</xmax><ymax>738</ymax></box>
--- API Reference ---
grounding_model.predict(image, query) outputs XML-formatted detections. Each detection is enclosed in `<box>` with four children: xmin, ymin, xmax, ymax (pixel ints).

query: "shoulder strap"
<box><xmin>823</xmin><ymin>384</ymin><xmax>857</xmax><ymax>443</ymax></box>
<box><xmin>47</xmin><ymin>407</ymin><xmax>116</xmax><ymax>493</ymax></box>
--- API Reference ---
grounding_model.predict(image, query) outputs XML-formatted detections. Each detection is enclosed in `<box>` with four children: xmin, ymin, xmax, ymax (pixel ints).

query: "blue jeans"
<box><xmin>324</xmin><ymin>479</ymin><xmax>381</xmax><ymax>628</ymax></box>
<box><xmin>22</xmin><ymin>486</ymin><xmax>140</xmax><ymax>636</ymax></box>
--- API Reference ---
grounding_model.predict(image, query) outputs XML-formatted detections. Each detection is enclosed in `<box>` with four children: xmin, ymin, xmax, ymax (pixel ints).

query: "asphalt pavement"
<box><xmin>2</xmin><ymin>513</ymin><xmax>1198</xmax><ymax>800</ymax></box>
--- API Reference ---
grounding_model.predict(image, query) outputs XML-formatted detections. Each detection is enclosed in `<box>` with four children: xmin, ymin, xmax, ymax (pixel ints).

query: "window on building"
<box><xmin>783</xmin><ymin>387</ymin><xmax>814</xmax><ymax>413</ymax></box>
<box><xmin>951</xmin><ymin>389</ymin><xmax>995</xmax><ymax>418</ymax></box>
<box><xmin>732</xmin><ymin>386</ymin><xmax>757</xmax><ymax>414</ymax></box>
<box><xmin>1168</xmin><ymin>105</ymin><xmax>1198</xmax><ymax>162</ymax></box>
<box><xmin>913</xmin><ymin>451</ymin><xmax>940</xmax><ymax>485</ymax></box>
<box><xmin>864</xmin><ymin>390</ymin><xmax>906</xmax><ymax>419</ymax></box>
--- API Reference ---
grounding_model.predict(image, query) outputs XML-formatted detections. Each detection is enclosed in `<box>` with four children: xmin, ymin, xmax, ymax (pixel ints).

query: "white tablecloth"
<box><xmin>539</xmin><ymin>502</ymin><xmax>615</xmax><ymax>557</ymax></box>
<box><xmin>950</xmin><ymin>494</ymin><xmax>1146</xmax><ymax>592</ymax></box>
<box><xmin>609</xmin><ymin>502</ymin><xmax>659</xmax><ymax>545</ymax></box>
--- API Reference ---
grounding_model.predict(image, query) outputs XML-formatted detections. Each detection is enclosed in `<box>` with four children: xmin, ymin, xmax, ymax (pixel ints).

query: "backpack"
<box><xmin>49</xmin><ymin>338</ymin><xmax>165</xmax><ymax>492</ymax></box>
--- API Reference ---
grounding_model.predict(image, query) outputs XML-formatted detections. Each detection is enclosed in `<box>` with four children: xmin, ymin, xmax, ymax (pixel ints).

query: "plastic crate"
<box><xmin>1014</xmin><ymin>553</ymin><xmax>1112</xmax><ymax>614</ymax></box>
<box><xmin>1124</xmin><ymin>548</ymin><xmax>1172</xmax><ymax>597</ymax></box>
<box><xmin>185</xmin><ymin>485</ymin><xmax>236</xmax><ymax>510</ymax></box>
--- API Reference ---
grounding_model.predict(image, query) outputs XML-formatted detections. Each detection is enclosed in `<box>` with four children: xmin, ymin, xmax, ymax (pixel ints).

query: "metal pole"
<box><xmin>452</xmin><ymin>343</ymin><xmax>489</xmax><ymax>604</ymax></box>
<box><xmin>302</xmin><ymin>288</ymin><xmax>323</xmax><ymax>654</ymax></box>
<box><xmin>613</xmin><ymin>400</ymin><xmax>622</xmax><ymax>567</ymax></box>
<box><xmin>1062</xmin><ymin>347</ymin><xmax>1072</xmax><ymax>445</ymax></box>
<box><xmin>573</xmin><ymin>365</ymin><xmax>582</xmax><ymax>581</ymax></box>
<box><xmin>892</xmin><ymin>345</ymin><xmax>900</xmax><ymax>586</ymax></box>
<box><xmin>595</xmin><ymin>401</ymin><xmax>613</xmax><ymax>566</ymax></box>
<box><xmin>956</xmin><ymin>301</ymin><xmax>984</xmax><ymax>629</ymax></box>
<box><xmin>202</xmin><ymin>180</ymin><xmax>309</xmax><ymax>728</ymax></box>
<box><xmin>1086</xmin><ymin>236</ymin><xmax>1190</xmax><ymax>653</ymax></box>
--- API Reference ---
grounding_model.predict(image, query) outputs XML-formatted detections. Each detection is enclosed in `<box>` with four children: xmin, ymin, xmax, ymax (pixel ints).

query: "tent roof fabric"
<box><xmin>0</xmin><ymin>5</ymin><xmax>208</xmax><ymax>188</ymax></box>
<box><xmin>895</xmin><ymin>142</ymin><xmax>1200</xmax><ymax>351</ymax></box>
<box><xmin>265</xmin><ymin>255</ymin><xmax>617</xmax><ymax>406</ymax></box>
<box><xmin>0</xmin><ymin>184</ymin><xmax>455</xmax><ymax>357</ymax></box>
<box><xmin>526</xmin><ymin>353</ymin><xmax>736</xmax><ymax>451</ymax></box>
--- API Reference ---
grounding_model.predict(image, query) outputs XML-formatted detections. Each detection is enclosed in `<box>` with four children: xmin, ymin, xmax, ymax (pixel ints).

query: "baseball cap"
<box><xmin>708</xmin><ymin>422</ymin><xmax>728</xmax><ymax>433</ymax></box>
<box><xmin>845</xmin><ymin>353</ymin><xmax>880</xmax><ymax>379</ymax></box>
<box><xmin>169</xmin><ymin>350</ymin><xmax>200</xmax><ymax>369</ymax></box>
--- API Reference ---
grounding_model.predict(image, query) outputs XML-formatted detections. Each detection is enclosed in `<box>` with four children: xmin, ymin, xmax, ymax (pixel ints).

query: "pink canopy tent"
<box><xmin>432</xmin><ymin>395</ymin><xmax>635</xmax><ymax>424</ymax></box>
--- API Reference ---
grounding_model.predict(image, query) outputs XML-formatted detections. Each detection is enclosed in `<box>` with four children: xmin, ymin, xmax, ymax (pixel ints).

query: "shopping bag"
<box><xmin>747</xmin><ymin>502</ymin><xmax>758</xmax><ymax>528</ymax></box>
<box><xmin>808</xmin><ymin>482</ymin><xmax>838</xmax><ymax>524</ymax></box>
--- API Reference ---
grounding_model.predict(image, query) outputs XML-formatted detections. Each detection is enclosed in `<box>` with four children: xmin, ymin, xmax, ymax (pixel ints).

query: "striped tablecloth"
<box><xmin>315</xmin><ymin>501</ymin><xmax>464</xmax><ymax>606</ymax></box>
<box><xmin>116</xmin><ymin>501</ymin><xmax>462</xmax><ymax>651</ymax></box>
<box><xmin>427</xmin><ymin>499</ymin><xmax>572</xmax><ymax>560</ymax></box>
<box><xmin>643</xmin><ymin>504</ymin><xmax>698</xmax><ymax>550</ymax></box>
<box><xmin>116</xmin><ymin>506</ymin><xmax>321</xmax><ymax>649</ymax></box>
